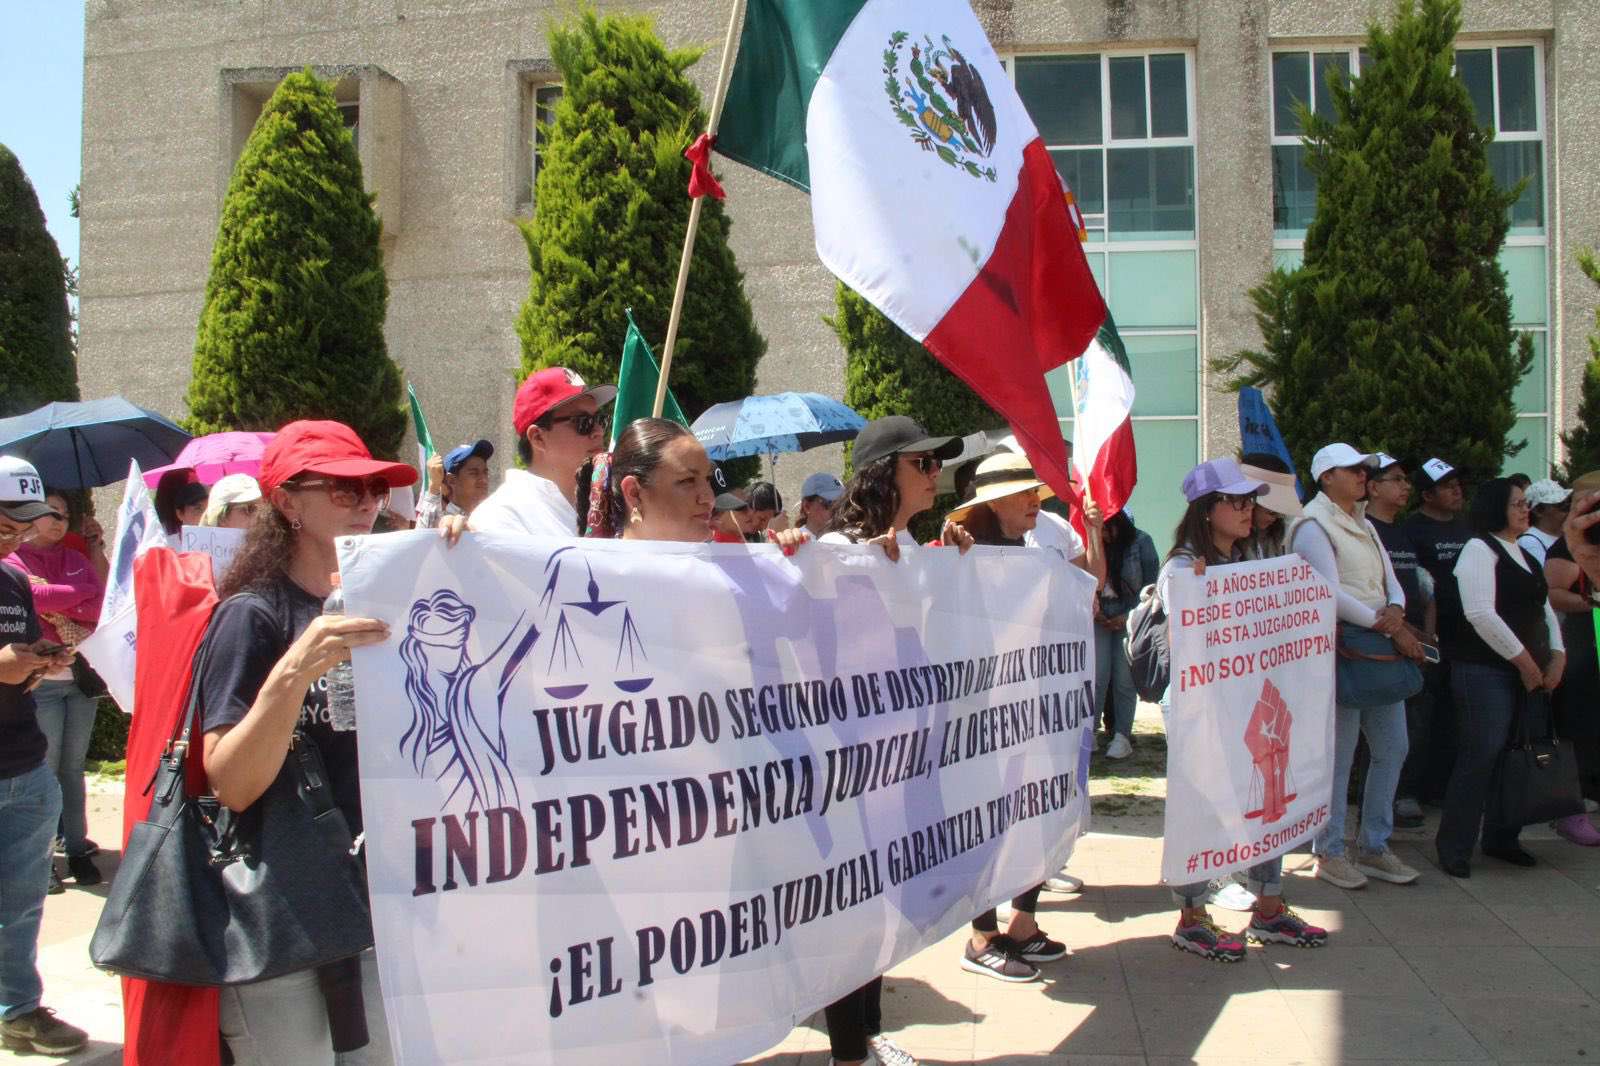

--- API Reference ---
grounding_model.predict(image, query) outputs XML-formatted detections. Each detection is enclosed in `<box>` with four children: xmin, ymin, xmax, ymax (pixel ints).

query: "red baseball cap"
<box><xmin>512</xmin><ymin>367</ymin><xmax>617</xmax><ymax>436</ymax></box>
<box><xmin>257</xmin><ymin>420</ymin><xmax>419</xmax><ymax>494</ymax></box>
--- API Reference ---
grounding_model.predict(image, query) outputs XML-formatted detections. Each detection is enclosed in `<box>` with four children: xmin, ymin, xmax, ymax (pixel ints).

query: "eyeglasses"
<box><xmin>1509</xmin><ymin>498</ymin><xmax>1532</xmax><ymax>511</ymax></box>
<box><xmin>543</xmin><ymin>411</ymin><xmax>609</xmax><ymax>437</ymax></box>
<box><xmin>1218</xmin><ymin>493</ymin><xmax>1259</xmax><ymax>512</ymax></box>
<box><xmin>902</xmin><ymin>454</ymin><xmax>942</xmax><ymax>475</ymax></box>
<box><xmin>289</xmin><ymin>477</ymin><xmax>391</xmax><ymax>509</ymax></box>
<box><xmin>226</xmin><ymin>502</ymin><xmax>261</xmax><ymax>519</ymax></box>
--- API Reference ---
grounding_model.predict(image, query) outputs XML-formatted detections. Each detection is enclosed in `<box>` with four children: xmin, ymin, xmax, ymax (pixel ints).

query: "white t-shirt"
<box><xmin>818</xmin><ymin>529</ymin><xmax>918</xmax><ymax>548</ymax></box>
<box><xmin>1517</xmin><ymin>526</ymin><xmax>1558</xmax><ymax>567</ymax></box>
<box><xmin>1026</xmin><ymin>511</ymin><xmax>1086</xmax><ymax>563</ymax></box>
<box><xmin>469</xmin><ymin>469</ymin><xmax>577</xmax><ymax>539</ymax></box>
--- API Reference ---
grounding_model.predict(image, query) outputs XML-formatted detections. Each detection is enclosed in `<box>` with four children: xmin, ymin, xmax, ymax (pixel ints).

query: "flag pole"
<box><xmin>1064</xmin><ymin>369</ymin><xmax>1102</xmax><ymax>570</ymax></box>
<box><xmin>652</xmin><ymin>0</ymin><xmax>748</xmax><ymax>419</ymax></box>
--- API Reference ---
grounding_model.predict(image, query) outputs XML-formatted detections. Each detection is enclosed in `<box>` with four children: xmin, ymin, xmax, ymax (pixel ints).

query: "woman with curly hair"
<box><xmin>195</xmin><ymin>420</ymin><xmax>416</xmax><ymax>1064</ymax></box>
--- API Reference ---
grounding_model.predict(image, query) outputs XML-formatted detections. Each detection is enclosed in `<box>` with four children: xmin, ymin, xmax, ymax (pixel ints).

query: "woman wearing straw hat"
<box><xmin>942</xmin><ymin>452</ymin><xmax>1073</xmax><ymax>982</ymax></box>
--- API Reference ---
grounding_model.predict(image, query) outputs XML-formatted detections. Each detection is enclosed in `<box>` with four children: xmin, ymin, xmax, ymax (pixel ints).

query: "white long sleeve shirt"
<box><xmin>1289</xmin><ymin>520</ymin><xmax>1405</xmax><ymax>629</ymax></box>
<box><xmin>1453</xmin><ymin>535</ymin><xmax>1564</xmax><ymax>661</ymax></box>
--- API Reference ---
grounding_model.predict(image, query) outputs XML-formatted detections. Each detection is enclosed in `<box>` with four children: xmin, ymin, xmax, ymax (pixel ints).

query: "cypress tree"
<box><xmin>1214</xmin><ymin>0</ymin><xmax>1531</xmax><ymax>486</ymax></box>
<box><xmin>829</xmin><ymin>283</ymin><xmax>1000</xmax><ymax>536</ymax></box>
<box><xmin>516</xmin><ymin>11</ymin><xmax>765</xmax><ymax>430</ymax></box>
<box><xmin>1559</xmin><ymin>250</ymin><xmax>1600</xmax><ymax>480</ymax></box>
<box><xmin>0</xmin><ymin>143</ymin><xmax>79</xmax><ymax>417</ymax></box>
<box><xmin>188</xmin><ymin>69</ymin><xmax>405</xmax><ymax>456</ymax></box>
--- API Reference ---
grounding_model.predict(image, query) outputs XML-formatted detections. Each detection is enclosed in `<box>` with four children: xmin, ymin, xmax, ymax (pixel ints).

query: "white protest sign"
<box><xmin>78</xmin><ymin>460</ymin><xmax>165</xmax><ymax>712</ymax></box>
<box><xmin>179</xmin><ymin>525</ymin><xmax>245</xmax><ymax>580</ymax></box>
<box><xmin>338</xmin><ymin>532</ymin><xmax>1096</xmax><ymax>1066</ymax></box>
<box><xmin>1160</xmin><ymin>555</ymin><xmax>1338</xmax><ymax>886</ymax></box>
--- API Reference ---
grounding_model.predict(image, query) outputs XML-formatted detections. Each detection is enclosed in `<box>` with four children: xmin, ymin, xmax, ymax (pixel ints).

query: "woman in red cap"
<box><xmin>192</xmin><ymin>420</ymin><xmax>415</xmax><ymax>1064</ymax></box>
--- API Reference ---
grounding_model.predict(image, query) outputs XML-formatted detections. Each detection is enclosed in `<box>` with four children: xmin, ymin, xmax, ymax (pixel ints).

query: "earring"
<box><xmin>629</xmin><ymin>509</ymin><xmax>643</xmax><ymax>524</ymax></box>
<box><xmin>291</xmin><ymin>519</ymin><xmax>302</xmax><ymax>531</ymax></box>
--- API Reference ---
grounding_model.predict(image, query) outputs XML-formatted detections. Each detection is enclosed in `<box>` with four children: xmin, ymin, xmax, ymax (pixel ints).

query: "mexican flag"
<box><xmin>716</xmin><ymin>0</ymin><xmax>1106</xmax><ymax>500</ymax></box>
<box><xmin>408</xmin><ymin>382</ymin><xmax>436</xmax><ymax>476</ymax></box>
<box><xmin>1068</xmin><ymin>312</ymin><xmax>1137</xmax><ymax>521</ymax></box>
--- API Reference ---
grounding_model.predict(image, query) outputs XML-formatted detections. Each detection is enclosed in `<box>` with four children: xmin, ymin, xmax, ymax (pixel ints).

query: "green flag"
<box><xmin>408</xmin><ymin>382</ymin><xmax>436</xmax><ymax>472</ymax></box>
<box><xmin>610</xmin><ymin>310</ymin><xmax>688</xmax><ymax>448</ymax></box>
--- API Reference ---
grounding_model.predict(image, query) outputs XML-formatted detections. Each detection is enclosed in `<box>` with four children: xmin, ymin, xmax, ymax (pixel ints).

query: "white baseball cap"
<box><xmin>201</xmin><ymin>474</ymin><xmax>263</xmax><ymax>527</ymax></box>
<box><xmin>1417</xmin><ymin>457</ymin><xmax>1459</xmax><ymax>489</ymax></box>
<box><xmin>1525</xmin><ymin>478</ymin><xmax>1572</xmax><ymax>508</ymax></box>
<box><xmin>1310</xmin><ymin>443</ymin><xmax>1378</xmax><ymax>482</ymax></box>
<box><xmin>0</xmin><ymin>456</ymin><xmax>58</xmax><ymax>522</ymax></box>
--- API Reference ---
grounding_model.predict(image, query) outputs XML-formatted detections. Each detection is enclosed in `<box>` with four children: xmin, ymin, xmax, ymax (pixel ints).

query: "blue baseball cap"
<box><xmin>443</xmin><ymin>439</ymin><xmax>493</xmax><ymax>475</ymax></box>
<box><xmin>1181</xmin><ymin>458</ymin><xmax>1268</xmax><ymax>503</ymax></box>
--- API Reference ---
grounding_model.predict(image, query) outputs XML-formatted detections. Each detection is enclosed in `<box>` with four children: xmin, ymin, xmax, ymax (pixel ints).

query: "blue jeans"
<box><xmin>1315</xmin><ymin>700</ymin><xmax>1408</xmax><ymax>858</ymax></box>
<box><xmin>1436</xmin><ymin>661</ymin><xmax>1531</xmax><ymax>865</ymax></box>
<box><xmin>0</xmin><ymin>762</ymin><xmax>62</xmax><ymax>1020</ymax></box>
<box><xmin>33</xmin><ymin>679</ymin><xmax>99</xmax><ymax>857</ymax></box>
<box><xmin>1095</xmin><ymin>626</ymin><xmax>1136</xmax><ymax>738</ymax></box>
<box><xmin>1172</xmin><ymin>859</ymin><xmax>1282</xmax><ymax>907</ymax></box>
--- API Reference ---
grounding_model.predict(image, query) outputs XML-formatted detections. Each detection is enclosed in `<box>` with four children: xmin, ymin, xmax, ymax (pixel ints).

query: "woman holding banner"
<box><xmin>943</xmin><ymin>453</ymin><xmax>1071</xmax><ymax>982</ymax></box>
<box><xmin>1160</xmin><ymin>459</ymin><xmax>1330</xmax><ymax>961</ymax></box>
<box><xmin>195</xmin><ymin>421</ymin><xmax>416</xmax><ymax>1065</ymax></box>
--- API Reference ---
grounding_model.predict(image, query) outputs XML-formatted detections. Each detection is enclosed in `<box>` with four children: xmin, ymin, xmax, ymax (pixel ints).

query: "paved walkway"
<box><xmin>12</xmin><ymin>789</ymin><xmax>1600</xmax><ymax>1064</ymax></box>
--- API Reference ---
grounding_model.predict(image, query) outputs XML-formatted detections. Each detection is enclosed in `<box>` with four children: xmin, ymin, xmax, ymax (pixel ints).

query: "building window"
<box><xmin>511</xmin><ymin>71</ymin><xmax>563</xmax><ymax>215</ymax></box>
<box><xmin>1268</xmin><ymin>42</ymin><xmax>1549</xmax><ymax>477</ymax></box>
<box><xmin>1013</xmin><ymin>50</ymin><xmax>1198</xmax><ymax>551</ymax></box>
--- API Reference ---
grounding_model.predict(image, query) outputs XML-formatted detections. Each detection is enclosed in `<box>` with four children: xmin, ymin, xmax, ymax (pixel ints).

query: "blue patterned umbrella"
<box><xmin>690</xmin><ymin>392</ymin><xmax>866</xmax><ymax>461</ymax></box>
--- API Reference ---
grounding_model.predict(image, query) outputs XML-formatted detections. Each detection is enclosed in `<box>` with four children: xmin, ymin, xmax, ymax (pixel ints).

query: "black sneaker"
<box><xmin>0</xmin><ymin>1007</ymin><xmax>88</xmax><ymax>1055</ymax></box>
<box><xmin>47</xmin><ymin>868</ymin><xmax>65</xmax><ymax>895</ymax></box>
<box><xmin>1483</xmin><ymin>844</ymin><xmax>1537</xmax><ymax>867</ymax></box>
<box><xmin>960</xmin><ymin>936</ymin><xmax>1040</xmax><ymax>982</ymax></box>
<box><xmin>67</xmin><ymin>854</ymin><xmax>103</xmax><ymax>886</ymax></box>
<box><xmin>1011</xmin><ymin>929</ymin><xmax>1068</xmax><ymax>962</ymax></box>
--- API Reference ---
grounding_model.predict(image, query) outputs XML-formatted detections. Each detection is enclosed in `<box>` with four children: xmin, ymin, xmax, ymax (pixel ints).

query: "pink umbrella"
<box><xmin>142</xmin><ymin>431</ymin><xmax>276</xmax><ymax>487</ymax></box>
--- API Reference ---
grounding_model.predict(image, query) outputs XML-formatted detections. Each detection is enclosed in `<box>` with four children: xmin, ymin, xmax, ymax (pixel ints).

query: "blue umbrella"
<box><xmin>690</xmin><ymin>392</ymin><xmax>866</xmax><ymax>461</ymax></box>
<box><xmin>0</xmin><ymin>398</ymin><xmax>193</xmax><ymax>489</ymax></box>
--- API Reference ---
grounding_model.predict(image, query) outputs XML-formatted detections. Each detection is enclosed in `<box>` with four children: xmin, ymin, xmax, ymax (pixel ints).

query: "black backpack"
<box><xmin>1125</xmin><ymin>582</ymin><xmax>1170</xmax><ymax>702</ymax></box>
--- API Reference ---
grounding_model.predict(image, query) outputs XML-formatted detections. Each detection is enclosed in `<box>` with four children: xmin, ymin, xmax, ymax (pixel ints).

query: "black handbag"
<box><xmin>89</xmin><ymin>693</ymin><xmax>374</xmax><ymax>986</ymax></box>
<box><xmin>1492</xmin><ymin>690</ymin><xmax>1585</xmax><ymax>828</ymax></box>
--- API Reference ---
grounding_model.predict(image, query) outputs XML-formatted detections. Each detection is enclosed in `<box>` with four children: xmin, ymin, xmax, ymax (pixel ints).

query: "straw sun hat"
<box><xmin>946</xmin><ymin>452</ymin><xmax>1054</xmax><ymax>523</ymax></box>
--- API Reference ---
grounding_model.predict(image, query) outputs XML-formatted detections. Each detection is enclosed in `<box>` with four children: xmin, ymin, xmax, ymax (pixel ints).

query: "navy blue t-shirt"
<box><xmin>0</xmin><ymin>562</ymin><xmax>44</xmax><ymax>779</ymax></box>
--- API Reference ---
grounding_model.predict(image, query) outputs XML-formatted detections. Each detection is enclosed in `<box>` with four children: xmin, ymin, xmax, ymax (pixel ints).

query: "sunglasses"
<box><xmin>902</xmin><ymin>454</ymin><xmax>942</xmax><ymax>475</ymax></box>
<box><xmin>226</xmin><ymin>502</ymin><xmax>261</xmax><ymax>519</ymax></box>
<box><xmin>544</xmin><ymin>411</ymin><xmax>609</xmax><ymax>437</ymax></box>
<box><xmin>1218</xmin><ymin>493</ymin><xmax>1259</xmax><ymax>512</ymax></box>
<box><xmin>290</xmin><ymin>476</ymin><xmax>391</xmax><ymax>509</ymax></box>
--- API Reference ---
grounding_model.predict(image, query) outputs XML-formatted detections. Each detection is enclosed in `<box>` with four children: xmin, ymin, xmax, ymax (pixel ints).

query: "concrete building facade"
<box><xmin>80</xmin><ymin>0</ymin><xmax>1600</xmax><ymax>544</ymax></box>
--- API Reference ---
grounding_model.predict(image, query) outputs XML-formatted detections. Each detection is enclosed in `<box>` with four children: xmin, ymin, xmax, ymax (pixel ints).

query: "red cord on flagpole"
<box><xmin>685</xmin><ymin>133</ymin><xmax>726</xmax><ymax>201</ymax></box>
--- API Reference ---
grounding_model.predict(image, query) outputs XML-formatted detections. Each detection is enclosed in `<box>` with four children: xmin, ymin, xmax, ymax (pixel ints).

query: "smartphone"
<box><xmin>31</xmin><ymin>641</ymin><xmax>70</xmax><ymax>657</ymax></box>
<box><xmin>1420</xmin><ymin>643</ymin><xmax>1442</xmax><ymax>665</ymax></box>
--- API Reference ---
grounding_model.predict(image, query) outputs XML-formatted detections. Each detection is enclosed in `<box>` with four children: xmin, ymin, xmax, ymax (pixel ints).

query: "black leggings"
<box><xmin>823</xmin><ymin>977</ymin><xmax>883</xmax><ymax>1062</ymax></box>
<box><xmin>971</xmin><ymin>884</ymin><xmax>1043</xmax><ymax>933</ymax></box>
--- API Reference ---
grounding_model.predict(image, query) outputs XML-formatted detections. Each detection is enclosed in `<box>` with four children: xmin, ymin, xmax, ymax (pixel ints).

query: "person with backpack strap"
<box><xmin>1159</xmin><ymin>459</ymin><xmax>1330</xmax><ymax>961</ymax></box>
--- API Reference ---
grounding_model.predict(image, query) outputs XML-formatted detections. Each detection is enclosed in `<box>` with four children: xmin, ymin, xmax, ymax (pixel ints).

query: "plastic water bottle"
<box><xmin>323</xmin><ymin>584</ymin><xmax>358</xmax><ymax>732</ymax></box>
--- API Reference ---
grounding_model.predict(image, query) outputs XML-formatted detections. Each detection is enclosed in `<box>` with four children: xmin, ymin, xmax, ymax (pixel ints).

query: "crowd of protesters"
<box><xmin>7</xmin><ymin>357</ymin><xmax>1600</xmax><ymax>1065</ymax></box>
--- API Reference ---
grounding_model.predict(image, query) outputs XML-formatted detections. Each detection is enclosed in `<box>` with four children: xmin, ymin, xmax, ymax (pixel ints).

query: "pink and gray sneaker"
<box><xmin>1171</xmin><ymin>917</ymin><xmax>1246</xmax><ymax>962</ymax></box>
<box><xmin>1246</xmin><ymin>906</ymin><xmax>1329</xmax><ymax>948</ymax></box>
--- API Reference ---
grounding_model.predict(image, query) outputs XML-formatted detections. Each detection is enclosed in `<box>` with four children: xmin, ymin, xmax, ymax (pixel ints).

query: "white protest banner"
<box><xmin>77</xmin><ymin>460</ymin><xmax>165</xmax><ymax>712</ymax></box>
<box><xmin>1160</xmin><ymin>555</ymin><xmax>1338</xmax><ymax>886</ymax></box>
<box><xmin>179</xmin><ymin>524</ymin><xmax>245</xmax><ymax>578</ymax></box>
<box><xmin>338</xmin><ymin>531</ymin><xmax>1096</xmax><ymax>1065</ymax></box>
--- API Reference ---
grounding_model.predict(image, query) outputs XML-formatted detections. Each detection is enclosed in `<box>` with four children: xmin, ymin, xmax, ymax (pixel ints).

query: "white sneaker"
<box><xmin>1105</xmin><ymin>733</ymin><xmax>1133</xmax><ymax>760</ymax></box>
<box><xmin>867</xmin><ymin>1035</ymin><xmax>918</xmax><ymax>1066</ymax></box>
<box><xmin>1587</xmin><ymin>798</ymin><xmax>1599</xmax><ymax>814</ymax></box>
<box><xmin>1315</xmin><ymin>853</ymin><xmax>1369</xmax><ymax>890</ymax></box>
<box><xmin>1043</xmin><ymin>871</ymin><xmax>1084</xmax><ymax>893</ymax></box>
<box><xmin>1206</xmin><ymin>879</ymin><xmax>1257</xmax><ymax>911</ymax></box>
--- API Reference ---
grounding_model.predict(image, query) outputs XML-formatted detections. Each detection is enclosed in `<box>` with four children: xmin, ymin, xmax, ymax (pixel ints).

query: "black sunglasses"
<box><xmin>901</xmin><ymin>454</ymin><xmax>942</xmax><ymax>475</ymax></box>
<box><xmin>544</xmin><ymin>411</ymin><xmax>609</xmax><ymax>436</ymax></box>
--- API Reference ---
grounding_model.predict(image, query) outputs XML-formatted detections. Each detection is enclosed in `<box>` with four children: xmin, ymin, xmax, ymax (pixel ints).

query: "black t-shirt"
<box><xmin>196</xmin><ymin>576</ymin><xmax>363</xmax><ymax>834</ymax></box>
<box><xmin>0</xmin><ymin>562</ymin><xmax>45</xmax><ymax>779</ymax></box>
<box><xmin>1369</xmin><ymin>515</ymin><xmax>1425</xmax><ymax>628</ymax></box>
<box><xmin>1546</xmin><ymin>537</ymin><xmax>1595</xmax><ymax>652</ymax></box>
<box><xmin>1403</xmin><ymin>512</ymin><xmax>1473</xmax><ymax>642</ymax></box>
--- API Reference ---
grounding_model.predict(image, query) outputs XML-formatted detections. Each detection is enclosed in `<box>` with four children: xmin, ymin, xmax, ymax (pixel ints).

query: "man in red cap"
<box><xmin>468</xmin><ymin>367</ymin><xmax>616</xmax><ymax>539</ymax></box>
